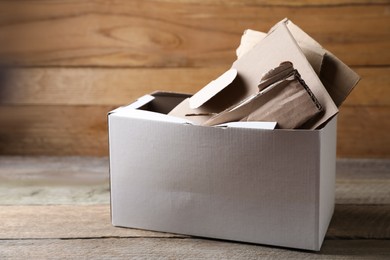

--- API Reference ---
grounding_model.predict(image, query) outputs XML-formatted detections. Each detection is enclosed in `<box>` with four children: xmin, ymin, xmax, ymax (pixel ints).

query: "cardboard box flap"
<box><xmin>110</xmin><ymin>95</ymin><xmax>193</xmax><ymax>125</ymax></box>
<box><xmin>142</xmin><ymin>93</ymin><xmax>277</xmax><ymax>129</ymax></box>
<box><xmin>232</xmin><ymin>22</ymin><xmax>338</xmax><ymax>129</ymax></box>
<box><xmin>237</xmin><ymin>19</ymin><xmax>325</xmax><ymax>75</ymax></box>
<box><xmin>320</xmin><ymin>52</ymin><xmax>360</xmax><ymax>107</ymax></box>
<box><xmin>284</xmin><ymin>19</ymin><xmax>360</xmax><ymax>107</ymax></box>
<box><xmin>169</xmin><ymin>70</ymin><xmax>249</xmax><ymax>125</ymax></box>
<box><xmin>236</xmin><ymin>29</ymin><xmax>267</xmax><ymax>59</ymax></box>
<box><xmin>216</xmin><ymin>121</ymin><xmax>277</xmax><ymax>129</ymax></box>
<box><xmin>112</xmin><ymin>108</ymin><xmax>193</xmax><ymax>124</ymax></box>
<box><xmin>283</xmin><ymin>19</ymin><xmax>326</xmax><ymax>75</ymax></box>
<box><xmin>189</xmin><ymin>68</ymin><xmax>238</xmax><ymax>109</ymax></box>
<box><xmin>237</xmin><ymin>19</ymin><xmax>360</xmax><ymax>108</ymax></box>
<box><xmin>168</xmin><ymin>98</ymin><xmax>210</xmax><ymax>125</ymax></box>
<box><xmin>108</xmin><ymin>93</ymin><xmax>189</xmax><ymax>124</ymax></box>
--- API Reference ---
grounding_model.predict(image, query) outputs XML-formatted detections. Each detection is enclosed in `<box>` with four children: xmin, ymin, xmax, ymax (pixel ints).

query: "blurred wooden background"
<box><xmin>0</xmin><ymin>0</ymin><xmax>389</xmax><ymax>158</ymax></box>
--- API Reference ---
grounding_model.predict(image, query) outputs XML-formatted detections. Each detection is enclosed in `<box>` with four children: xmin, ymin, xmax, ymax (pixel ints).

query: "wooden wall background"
<box><xmin>0</xmin><ymin>0</ymin><xmax>389</xmax><ymax>158</ymax></box>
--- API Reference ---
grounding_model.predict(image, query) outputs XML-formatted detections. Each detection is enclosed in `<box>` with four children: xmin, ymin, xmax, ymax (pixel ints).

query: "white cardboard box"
<box><xmin>108</xmin><ymin>92</ymin><xmax>337</xmax><ymax>251</ymax></box>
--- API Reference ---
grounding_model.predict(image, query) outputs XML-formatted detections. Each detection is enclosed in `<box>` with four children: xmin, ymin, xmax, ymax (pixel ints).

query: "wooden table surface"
<box><xmin>0</xmin><ymin>157</ymin><xmax>389</xmax><ymax>259</ymax></box>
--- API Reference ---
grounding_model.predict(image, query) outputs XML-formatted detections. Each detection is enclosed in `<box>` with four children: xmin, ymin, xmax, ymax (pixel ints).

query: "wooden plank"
<box><xmin>337</xmin><ymin>106</ymin><xmax>390</xmax><ymax>158</ymax></box>
<box><xmin>1</xmin><ymin>157</ymin><xmax>389</xmax><ymax>205</ymax></box>
<box><xmin>0</xmin><ymin>105</ymin><xmax>113</xmax><ymax>156</ymax></box>
<box><xmin>0</xmin><ymin>205</ymin><xmax>184</xmax><ymax>239</ymax></box>
<box><xmin>0</xmin><ymin>156</ymin><xmax>109</xmax><ymax>180</ymax></box>
<box><xmin>337</xmin><ymin>158</ymin><xmax>390</xmax><ymax>177</ymax></box>
<box><xmin>0</xmin><ymin>238</ymin><xmax>389</xmax><ymax>259</ymax></box>
<box><xmin>0</xmin><ymin>156</ymin><xmax>109</xmax><ymax>202</ymax></box>
<box><xmin>336</xmin><ymin>159</ymin><xmax>390</xmax><ymax>204</ymax></box>
<box><xmin>327</xmin><ymin>205</ymin><xmax>390</xmax><ymax>239</ymax></box>
<box><xmin>0</xmin><ymin>1</ymin><xmax>388</xmax><ymax>67</ymax></box>
<box><xmin>346</xmin><ymin>67</ymin><xmax>390</xmax><ymax>106</ymax></box>
<box><xmin>0</xmin><ymin>183</ymin><xmax>109</xmax><ymax>205</ymax></box>
<box><xmin>0</xmin><ymin>67</ymin><xmax>388</xmax><ymax>106</ymax></box>
<box><xmin>0</xmin><ymin>156</ymin><xmax>110</xmax><ymax>205</ymax></box>
<box><xmin>151</xmin><ymin>0</ymin><xmax>390</xmax><ymax>5</ymax></box>
<box><xmin>0</xmin><ymin>67</ymin><xmax>225</xmax><ymax>106</ymax></box>
<box><xmin>1</xmin><ymin>105</ymin><xmax>388</xmax><ymax>157</ymax></box>
<box><xmin>0</xmin><ymin>204</ymin><xmax>389</xmax><ymax>240</ymax></box>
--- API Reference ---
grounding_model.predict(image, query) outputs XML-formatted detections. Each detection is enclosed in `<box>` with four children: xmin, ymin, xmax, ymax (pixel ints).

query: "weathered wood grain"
<box><xmin>337</xmin><ymin>158</ymin><xmax>390</xmax><ymax>177</ymax></box>
<box><xmin>1</xmin><ymin>105</ymin><xmax>388</xmax><ymax>157</ymax></box>
<box><xmin>0</xmin><ymin>1</ymin><xmax>388</xmax><ymax>67</ymax></box>
<box><xmin>0</xmin><ymin>238</ymin><xmax>389</xmax><ymax>259</ymax></box>
<box><xmin>0</xmin><ymin>1</ymin><xmax>388</xmax><ymax>158</ymax></box>
<box><xmin>0</xmin><ymin>67</ymin><xmax>224</xmax><ymax>106</ymax></box>
<box><xmin>327</xmin><ymin>205</ymin><xmax>390</xmax><ymax>239</ymax></box>
<box><xmin>0</xmin><ymin>156</ymin><xmax>109</xmax><ymax>179</ymax></box>
<box><xmin>149</xmin><ymin>0</ymin><xmax>390</xmax><ymax>5</ymax></box>
<box><xmin>336</xmin><ymin>159</ymin><xmax>390</xmax><ymax>204</ymax></box>
<box><xmin>0</xmin><ymin>205</ymin><xmax>184</xmax><ymax>240</ymax></box>
<box><xmin>0</xmin><ymin>156</ymin><xmax>110</xmax><ymax>205</ymax></box>
<box><xmin>0</xmin><ymin>157</ymin><xmax>388</xmax><ymax>205</ymax></box>
<box><xmin>0</xmin><ymin>105</ymin><xmax>113</xmax><ymax>156</ymax></box>
<box><xmin>347</xmin><ymin>67</ymin><xmax>390</xmax><ymax>106</ymax></box>
<box><xmin>0</xmin><ymin>67</ymin><xmax>387</xmax><ymax>106</ymax></box>
<box><xmin>337</xmin><ymin>106</ymin><xmax>390</xmax><ymax>158</ymax></box>
<box><xmin>0</xmin><ymin>204</ymin><xmax>388</xmax><ymax>240</ymax></box>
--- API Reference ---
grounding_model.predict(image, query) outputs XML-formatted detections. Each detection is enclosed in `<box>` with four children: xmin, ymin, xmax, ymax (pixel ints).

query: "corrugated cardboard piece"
<box><xmin>169</xmin><ymin>19</ymin><xmax>360</xmax><ymax>129</ymax></box>
<box><xmin>203</xmin><ymin>62</ymin><xmax>323</xmax><ymax>128</ymax></box>
<box><xmin>239</xmin><ymin>19</ymin><xmax>360</xmax><ymax>108</ymax></box>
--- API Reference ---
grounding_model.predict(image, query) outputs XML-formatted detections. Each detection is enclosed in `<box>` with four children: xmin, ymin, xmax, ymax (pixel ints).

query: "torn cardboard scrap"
<box><xmin>203</xmin><ymin>62</ymin><xmax>323</xmax><ymax>129</ymax></box>
<box><xmin>239</xmin><ymin>19</ymin><xmax>360</xmax><ymax>108</ymax></box>
<box><xmin>168</xmin><ymin>18</ymin><xmax>360</xmax><ymax>129</ymax></box>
